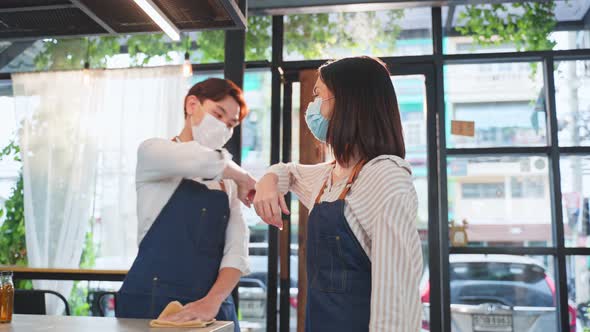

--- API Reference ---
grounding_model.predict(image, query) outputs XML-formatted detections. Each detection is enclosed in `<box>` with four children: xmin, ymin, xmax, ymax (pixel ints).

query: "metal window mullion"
<box><xmin>267</xmin><ymin>14</ymin><xmax>284</xmax><ymax>332</ymax></box>
<box><xmin>432</xmin><ymin>6</ymin><xmax>451</xmax><ymax>332</ymax></box>
<box><xmin>544</xmin><ymin>57</ymin><xmax>570</xmax><ymax>332</ymax></box>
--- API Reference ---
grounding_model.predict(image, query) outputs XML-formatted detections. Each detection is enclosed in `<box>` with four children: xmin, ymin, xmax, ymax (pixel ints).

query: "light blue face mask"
<box><xmin>305</xmin><ymin>97</ymin><xmax>334</xmax><ymax>143</ymax></box>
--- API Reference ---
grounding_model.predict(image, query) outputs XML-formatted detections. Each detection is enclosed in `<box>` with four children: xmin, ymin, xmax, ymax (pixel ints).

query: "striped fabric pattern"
<box><xmin>268</xmin><ymin>155</ymin><xmax>422</xmax><ymax>332</ymax></box>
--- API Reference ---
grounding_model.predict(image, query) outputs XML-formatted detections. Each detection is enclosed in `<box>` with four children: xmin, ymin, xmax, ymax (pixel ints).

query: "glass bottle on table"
<box><xmin>0</xmin><ymin>271</ymin><xmax>14</xmax><ymax>323</ymax></box>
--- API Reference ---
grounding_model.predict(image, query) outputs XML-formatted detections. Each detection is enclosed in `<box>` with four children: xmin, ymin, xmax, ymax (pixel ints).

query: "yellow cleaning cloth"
<box><xmin>149</xmin><ymin>301</ymin><xmax>216</xmax><ymax>328</ymax></box>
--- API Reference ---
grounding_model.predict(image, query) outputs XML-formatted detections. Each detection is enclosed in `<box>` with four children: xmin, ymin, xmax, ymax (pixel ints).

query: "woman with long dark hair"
<box><xmin>254</xmin><ymin>57</ymin><xmax>422</xmax><ymax>331</ymax></box>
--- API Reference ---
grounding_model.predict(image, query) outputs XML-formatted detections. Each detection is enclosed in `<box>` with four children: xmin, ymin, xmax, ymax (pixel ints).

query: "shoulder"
<box><xmin>137</xmin><ymin>137</ymin><xmax>171</xmax><ymax>155</ymax></box>
<box><xmin>363</xmin><ymin>157</ymin><xmax>418</xmax><ymax>227</ymax></box>
<box><xmin>349</xmin><ymin>155</ymin><xmax>415</xmax><ymax>209</ymax></box>
<box><xmin>358</xmin><ymin>155</ymin><xmax>414</xmax><ymax>195</ymax></box>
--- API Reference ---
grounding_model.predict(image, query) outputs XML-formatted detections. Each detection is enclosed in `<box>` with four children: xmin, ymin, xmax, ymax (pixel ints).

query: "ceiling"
<box><xmin>0</xmin><ymin>0</ymin><xmax>246</xmax><ymax>41</ymax></box>
<box><xmin>1</xmin><ymin>0</ymin><xmax>587</xmax><ymax>41</ymax></box>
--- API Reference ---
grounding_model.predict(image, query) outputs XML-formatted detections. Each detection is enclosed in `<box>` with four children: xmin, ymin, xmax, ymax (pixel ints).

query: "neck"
<box><xmin>335</xmin><ymin>156</ymin><xmax>361</xmax><ymax>171</ymax></box>
<box><xmin>333</xmin><ymin>156</ymin><xmax>361</xmax><ymax>181</ymax></box>
<box><xmin>177</xmin><ymin>119</ymin><xmax>193</xmax><ymax>142</ymax></box>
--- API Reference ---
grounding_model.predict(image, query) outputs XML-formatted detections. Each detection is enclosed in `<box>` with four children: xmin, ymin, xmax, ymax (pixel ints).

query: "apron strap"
<box><xmin>314</xmin><ymin>160</ymin><xmax>366</xmax><ymax>204</ymax></box>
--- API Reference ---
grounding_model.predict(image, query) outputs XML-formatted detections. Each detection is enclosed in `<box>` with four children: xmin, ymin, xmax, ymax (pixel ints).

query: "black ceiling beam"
<box><xmin>444</xmin><ymin>48</ymin><xmax>590</xmax><ymax>64</ymax></box>
<box><xmin>0</xmin><ymin>4</ymin><xmax>76</xmax><ymax>13</ymax></box>
<box><xmin>250</xmin><ymin>1</ymin><xmax>431</xmax><ymax>15</ymax></box>
<box><xmin>583</xmin><ymin>5</ymin><xmax>590</xmax><ymax>28</ymax></box>
<box><xmin>552</xmin><ymin>20</ymin><xmax>587</xmax><ymax>32</ymax></box>
<box><xmin>220</xmin><ymin>0</ymin><xmax>248</xmax><ymax>30</ymax></box>
<box><xmin>69</xmin><ymin>0</ymin><xmax>117</xmax><ymax>34</ymax></box>
<box><xmin>0</xmin><ymin>60</ymin><xmax>271</xmax><ymax>82</ymax></box>
<box><xmin>0</xmin><ymin>41</ymin><xmax>35</xmax><ymax>70</ymax></box>
<box><xmin>445</xmin><ymin>5</ymin><xmax>455</xmax><ymax>33</ymax></box>
<box><xmin>248</xmin><ymin>0</ymin><xmax>543</xmax><ymax>15</ymax></box>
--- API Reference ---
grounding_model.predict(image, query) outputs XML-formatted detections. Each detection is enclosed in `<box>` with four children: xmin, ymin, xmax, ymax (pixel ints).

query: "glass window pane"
<box><xmin>245</xmin><ymin>16</ymin><xmax>272</xmax><ymax>62</ymax></box>
<box><xmin>288</xmin><ymin>82</ymin><xmax>301</xmax><ymax>332</ymax></box>
<box><xmin>241</xmin><ymin>70</ymin><xmax>272</xmax><ymax>178</ymax></box>
<box><xmin>561</xmin><ymin>156</ymin><xmax>590</xmax><ymax>247</ymax></box>
<box><xmin>567</xmin><ymin>256</ymin><xmax>590</xmax><ymax>331</ymax></box>
<box><xmin>552</xmin><ymin>0</ymin><xmax>590</xmax><ymax>51</ymax></box>
<box><xmin>238</xmin><ymin>69</ymin><xmax>272</xmax><ymax>332</ymax></box>
<box><xmin>447</xmin><ymin>156</ymin><xmax>552</xmax><ymax>247</ymax></box>
<box><xmin>193</xmin><ymin>70</ymin><xmax>272</xmax><ymax>330</ymax></box>
<box><xmin>438</xmin><ymin>255</ymin><xmax>557</xmax><ymax>332</ymax></box>
<box><xmin>0</xmin><ymin>40</ymin><xmax>44</xmax><ymax>73</ymax></box>
<box><xmin>556</xmin><ymin>60</ymin><xmax>590</xmax><ymax>147</ymax></box>
<box><xmin>443</xmin><ymin>1</ymin><xmax>590</xmax><ymax>54</ymax></box>
<box><xmin>393</xmin><ymin>75</ymin><xmax>429</xmax><ymax>251</ymax></box>
<box><xmin>445</xmin><ymin>63</ymin><xmax>546</xmax><ymax>148</ymax></box>
<box><xmin>0</xmin><ymin>279</ymin><xmax>122</xmax><ymax>316</ymax></box>
<box><xmin>283</xmin><ymin>7</ymin><xmax>432</xmax><ymax>61</ymax></box>
<box><xmin>0</xmin><ymin>42</ymin><xmax>10</xmax><ymax>53</ymax></box>
<box><xmin>1</xmin><ymin>31</ymin><xmax>226</xmax><ymax>73</ymax></box>
<box><xmin>393</xmin><ymin>75</ymin><xmax>430</xmax><ymax>329</ymax></box>
<box><xmin>0</xmin><ymin>95</ymin><xmax>19</xmax><ymax>230</ymax></box>
<box><xmin>422</xmin><ymin>254</ymin><xmax>558</xmax><ymax>330</ymax></box>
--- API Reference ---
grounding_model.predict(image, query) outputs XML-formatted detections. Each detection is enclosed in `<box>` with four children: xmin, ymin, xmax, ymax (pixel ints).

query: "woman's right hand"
<box><xmin>254</xmin><ymin>173</ymin><xmax>290</xmax><ymax>229</ymax></box>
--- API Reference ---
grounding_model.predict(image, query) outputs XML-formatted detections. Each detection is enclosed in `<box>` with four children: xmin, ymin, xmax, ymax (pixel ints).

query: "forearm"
<box><xmin>137</xmin><ymin>138</ymin><xmax>229</xmax><ymax>182</ymax></box>
<box><xmin>222</xmin><ymin>160</ymin><xmax>249</xmax><ymax>182</ymax></box>
<box><xmin>266</xmin><ymin>162</ymin><xmax>331</xmax><ymax>209</ymax></box>
<box><xmin>204</xmin><ymin>268</ymin><xmax>242</xmax><ymax>305</ymax></box>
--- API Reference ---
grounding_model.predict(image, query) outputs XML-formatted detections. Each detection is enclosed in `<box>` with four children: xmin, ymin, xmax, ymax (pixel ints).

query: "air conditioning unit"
<box><xmin>532</xmin><ymin>157</ymin><xmax>547</xmax><ymax>171</ymax></box>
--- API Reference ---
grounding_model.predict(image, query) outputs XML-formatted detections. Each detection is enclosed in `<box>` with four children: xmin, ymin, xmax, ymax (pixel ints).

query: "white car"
<box><xmin>238</xmin><ymin>243</ymin><xmax>298</xmax><ymax>332</ymax></box>
<box><xmin>420</xmin><ymin>254</ymin><xmax>578</xmax><ymax>332</ymax></box>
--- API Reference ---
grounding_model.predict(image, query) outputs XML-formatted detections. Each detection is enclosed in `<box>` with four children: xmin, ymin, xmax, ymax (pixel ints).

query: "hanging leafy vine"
<box><xmin>456</xmin><ymin>1</ymin><xmax>557</xmax><ymax>76</ymax></box>
<box><xmin>0</xmin><ymin>141</ymin><xmax>25</xmax><ymax>267</ymax></box>
<box><xmin>456</xmin><ymin>2</ymin><xmax>557</xmax><ymax>51</ymax></box>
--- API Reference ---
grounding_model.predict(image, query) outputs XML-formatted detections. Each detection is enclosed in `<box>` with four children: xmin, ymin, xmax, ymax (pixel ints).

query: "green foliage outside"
<box><xmin>456</xmin><ymin>2</ymin><xmax>557</xmax><ymax>52</ymax></box>
<box><xmin>31</xmin><ymin>5</ymin><xmax>558</xmax><ymax>71</ymax></box>
<box><xmin>456</xmin><ymin>1</ymin><xmax>557</xmax><ymax>76</ymax></box>
<box><xmin>0</xmin><ymin>139</ymin><xmax>98</xmax><ymax>314</ymax></box>
<box><xmin>69</xmin><ymin>218</ymin><xmax>99</xmax><ymax>316</ymax></box>
<box><xmin>2</xmin><ymin>5</ymin><xmax>564</xmax><ymax>316</ymax></box>
<box><xmin>32</xmin><ymin>12</ymin><xmax>407</xmax><ymax>70</ymax></box>
<box><xmin>0</xmin><ymin>141</ymin><xmax>30</xmax><ymax>290</ymax></box>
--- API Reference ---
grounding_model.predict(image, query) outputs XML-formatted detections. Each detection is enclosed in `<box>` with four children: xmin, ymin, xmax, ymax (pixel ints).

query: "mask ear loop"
<box><xmin>189</xmin><ymin>98</ymin><xmax>202</xmax><ymax>128</ymax></box>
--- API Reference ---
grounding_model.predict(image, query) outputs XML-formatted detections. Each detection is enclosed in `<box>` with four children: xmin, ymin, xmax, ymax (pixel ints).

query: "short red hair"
<box><xmin>184</xmin><ymin>78</ymin><xmax>249</xmax><ymax>121</ymax></box>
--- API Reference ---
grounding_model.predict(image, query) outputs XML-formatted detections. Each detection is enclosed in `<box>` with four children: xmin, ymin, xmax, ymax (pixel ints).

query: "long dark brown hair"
<box><xmin>319</xmin><ymin>56</ymin><xmax>405</xmax><ymax>164</ymax></box>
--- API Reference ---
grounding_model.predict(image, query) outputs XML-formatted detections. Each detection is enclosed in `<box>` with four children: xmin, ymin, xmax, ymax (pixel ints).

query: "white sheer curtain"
<box><xmin>91</xmin><ymin>66</ymin><xmax>185</xmax><ymax>269</ymax></box>
<box><xmin>12</xmin><ymin>66</ymin><xmax>185</xmax><ymax>314</ymax></box>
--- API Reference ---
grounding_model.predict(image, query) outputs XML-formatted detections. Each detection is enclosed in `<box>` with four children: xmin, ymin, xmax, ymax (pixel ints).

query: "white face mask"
<box><xmin>192</xmin><ymin>112</ymin><xmax>233</xmax><ymax>149</ymax></box>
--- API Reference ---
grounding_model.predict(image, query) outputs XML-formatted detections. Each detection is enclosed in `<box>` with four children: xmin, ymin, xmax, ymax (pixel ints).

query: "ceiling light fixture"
<box><xmin>132</xmin><ymin>0</ymin><xmax>180</xmax><ymax>41</ymax></box>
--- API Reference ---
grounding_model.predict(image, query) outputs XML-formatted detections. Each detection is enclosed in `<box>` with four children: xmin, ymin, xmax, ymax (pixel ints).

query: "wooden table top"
<box><xmin>0</xmin><ymin>314</ymin><xmax>234</xmax><ymax>332</ymax></box>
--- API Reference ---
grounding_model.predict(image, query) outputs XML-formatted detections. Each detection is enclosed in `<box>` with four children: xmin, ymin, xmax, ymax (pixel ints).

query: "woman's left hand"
<box><xmin>161</xmin><ymin>298</ymin><xmax>220</xmax><ymax>323</ymax></box>
<box><xmin>253</xmin><ymin>173</ymin><xmax>289</xmax><ymax>229</ymax></box>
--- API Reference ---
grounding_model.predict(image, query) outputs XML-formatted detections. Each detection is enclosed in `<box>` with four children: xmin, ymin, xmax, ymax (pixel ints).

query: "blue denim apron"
<box><xmin>306</xmin><ymin>161</ymin><xmax>371</xmax><ymax>332</ymax></box>
<box><xmin>116</xmin><ymin>179</ymin><xmax>239</xmax><ymax>332</ymax></box>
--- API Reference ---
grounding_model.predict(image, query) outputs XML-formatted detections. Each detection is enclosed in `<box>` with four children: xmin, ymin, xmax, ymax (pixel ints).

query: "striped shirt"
<box><xmin>268</xmin><ymin>155</ymin><xmax>422</xmax><ymax>332</ymax></box>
